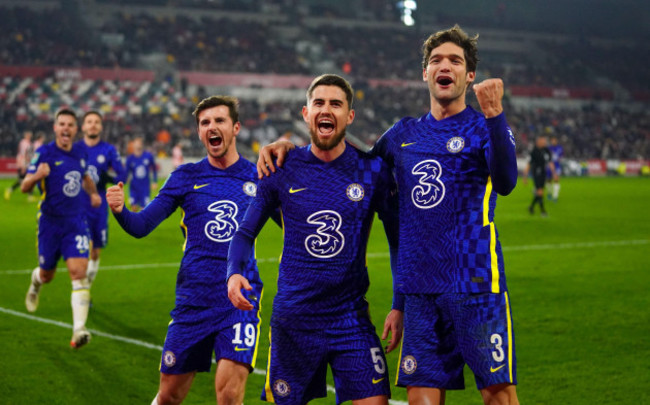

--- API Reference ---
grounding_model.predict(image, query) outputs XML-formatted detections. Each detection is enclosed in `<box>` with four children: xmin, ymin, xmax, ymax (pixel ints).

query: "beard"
<box><xmin>310</xmin><ymin>127</ymin><xmax>346</xmax><ymax>151</ymax></box>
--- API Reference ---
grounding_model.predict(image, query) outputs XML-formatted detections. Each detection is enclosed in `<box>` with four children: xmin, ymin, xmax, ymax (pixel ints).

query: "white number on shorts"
<box><xmin>491</xmin><ymin>333</ymin><xmax>505</xmax><ymax>362</ymax></box>
<box><xmin>75</xmin><ymin>235</ymin><xmax>89</xmax><ymax>251</ymax></box>
<box><xmin>370</xmin><ymin>347</ymin><xmax>386</xmax><ymax>374</ymax></box>
<box><xmin>232</xmin><ymin>322</ymin><xmax>256</xmax><ymax>347</ymax></box>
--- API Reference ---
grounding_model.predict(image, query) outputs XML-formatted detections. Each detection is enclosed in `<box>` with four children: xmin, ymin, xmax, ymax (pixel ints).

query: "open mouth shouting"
<box><xmin>317</xmin><ymin>117</ymin><xmax>335</xmax><ymax>136</ymax></box>
<box><xmin>436</xmin><ymin>75</ymin><xmax>454</xmax><ymax>88</ymax></box>
<box><xmin>208</xmin><ymin>133</ymin><xmax>223</xmax><ymax>147</ymax></box>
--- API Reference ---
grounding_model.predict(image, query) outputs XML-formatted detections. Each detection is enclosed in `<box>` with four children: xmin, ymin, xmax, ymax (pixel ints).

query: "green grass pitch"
<box><xmin>0</xmin><ymin>176</ymin><xmax>648</xmax><ymax>404</ymax></box>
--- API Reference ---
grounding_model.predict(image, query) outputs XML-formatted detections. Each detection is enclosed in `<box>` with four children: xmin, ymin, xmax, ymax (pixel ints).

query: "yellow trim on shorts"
<box><xmin>264</xmin><ymin>327</ymin><xmax>275</xmax><ymax>402</ymax></box>
<box><xmin>483</xmin><ymin>177</ymin><xmax>500</xmax><ymax>293</ymax></box>
<box><xmin>394</xmin><ymin>328</ymin><xmax>405</xmax><ymax>386</ymax></box>
<box><xmin>505</xmin><ymin>291</ymin><xmax>514</xmax><ymax>383</ymax></box>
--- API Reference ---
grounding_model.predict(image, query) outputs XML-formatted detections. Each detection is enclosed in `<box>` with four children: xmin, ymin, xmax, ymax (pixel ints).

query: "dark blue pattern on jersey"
<box><xmin>119</xmin><ymin>157</ymin><xmax>262</xmax><ymax>309</ymax></box>
<box><xmin>77</xmin><ymin>140</ymin><xmax>126</xmax><ymax>213</ymax></box>
<box><xmin>246</xmin><ymin>144</ymin><xmax>395</xmax><ymax>329</ymax></box>
<box><xmin>126</xmin><ymin>150</ymin><xmax>157</xmax><ymax>196</ymax></box>
<box><xmin>373</xmin><ymin>106</ymin><xmax>514</xmax><ymax>294</ymax></box>
<box><xmin>27</xmin><ymin>141</ymin><xmax>89</xmax><ymax>217</ymax></box>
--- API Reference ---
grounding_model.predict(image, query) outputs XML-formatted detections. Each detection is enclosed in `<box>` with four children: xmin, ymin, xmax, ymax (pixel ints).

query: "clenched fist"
<box><xmin>473</xmin><ymin>78</ymin><xmax>504</xmax><ymax>118</ymax></box>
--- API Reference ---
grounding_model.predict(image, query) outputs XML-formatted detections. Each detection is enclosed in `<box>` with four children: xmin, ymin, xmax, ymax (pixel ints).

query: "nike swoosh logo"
<box><xmin>289</xmin><ymin>187</ymin><xmax>307</xmax><ymax>194</ymax></box>
<box><xmin>55</xmin><ymin>161</ymin><xmax>64</xmax><ymax>166</ymax></box>
<box><xmin>490</xmin><ymin>364</ymin><xmax>505</xmax><ymax>373</ymax></box>
<box><xmin>193</xmin><ymin>183</ymin><xmax>209</xmax><ymax>190</ymax></box>
<box><xmin>401</xmin><ymin>142</ymin><xmax>416</xmax><ymax>147</ymax></box>
<box><xmin>372</xmin><ymin>377</ymin><xmax>385</xmax><ymax>384</ymax></box>
<box><xmin>234</xmin><ymin>346</ymin><xmax>250</xmax><ymax>352</ymax></box>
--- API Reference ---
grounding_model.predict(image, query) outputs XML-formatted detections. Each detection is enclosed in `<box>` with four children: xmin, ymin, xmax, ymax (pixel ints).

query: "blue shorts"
<box><xmin>129</xmin><ymin>183</ymin><xmax>150</xmax><ymax>208</ymax></box>
<box><xmin>396</xmin><ymin>292</ymin><xmax>517</xmax><ymax>390</ymax></box>
<box><xmin>87</xmin><ymin>206</ymin><xmax>109</xmax><ymax>249</ymax></box>
<box><xmin>263</xmin><ymin>324</ymin><xmax>391</xmax><ymax>405</ymax></box>
<box><xmin>37</xmin><ymin>214</ymin><xmax>90</xmax><ymax>270</ymax></box>
<box><xmin>160</xmin><ymin>305</ymin><xmax>262</xmax><ymax>375</ymax></box>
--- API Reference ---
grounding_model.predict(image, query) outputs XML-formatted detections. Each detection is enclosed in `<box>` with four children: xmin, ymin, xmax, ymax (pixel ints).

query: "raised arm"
<box><xmin>474</xmin><ymin>79</ymin><xmax>517</xmax><ymax>195</ymax></box>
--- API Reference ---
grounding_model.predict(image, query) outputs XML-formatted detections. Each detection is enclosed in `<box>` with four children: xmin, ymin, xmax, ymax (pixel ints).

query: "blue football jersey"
<box><xmin>27</xmin><ymin>141</ymin><xmax>90</xmax><ymax>217</ymax></box>
<box><xmin>77</xmin><ymin>140</ymin><xmax>126</xmax><ymax>212</ymax></box>
<box><xmin>118</xmin><ymin>157</ymin><xmax>261</xmax><ymax>309</ymax></box>
<box><xmin>373</xmin><ymin>106</ymin><xmax>516</xmax><ymax>294</ymax></box>
<box><xmin>126</xmin><ymin>151</ymin><xmax>157</xmax><ymax>191</ymax></box>
<box><xmin>242</xmin><ymin>143</ymin><xmax>396</xmax><ymax>329</ymax></box>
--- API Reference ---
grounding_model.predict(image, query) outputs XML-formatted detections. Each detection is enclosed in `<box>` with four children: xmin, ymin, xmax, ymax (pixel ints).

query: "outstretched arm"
<box><xmin>474</xmin><ymin>79</ymin><xmax>518</xmax><ymax>195</ymax></box>
<box><xmin>107</xmin><ymin>181</ymin><xmax>174</xmax><ymax>238</ymax></box>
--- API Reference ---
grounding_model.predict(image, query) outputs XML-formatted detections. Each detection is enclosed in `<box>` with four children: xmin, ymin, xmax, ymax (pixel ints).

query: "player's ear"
<box><xmin>302</xmin><ymin>105</ymin><xmax>309</xmax><ymax>123</ymax></box>
<box><xmin>233</xmin><ymin>121</ymin><xmax>241</xmax><ymax>137</ymax></box>
<box><xmin>466</xmin><ymin>71</ymin><xmax>476</xmax><ymax>85</ymax></box>
<box><xmin>347</xmin><ymin>108</ymin><xmax>355</xmax><ymax>125</ymax></box>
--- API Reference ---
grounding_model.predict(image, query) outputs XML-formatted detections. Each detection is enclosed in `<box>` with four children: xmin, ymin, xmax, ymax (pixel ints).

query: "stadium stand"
<box><xmin>0</xmin><ymin>1</ymin><xmax>648</xmax><ymax>167</ymax></box>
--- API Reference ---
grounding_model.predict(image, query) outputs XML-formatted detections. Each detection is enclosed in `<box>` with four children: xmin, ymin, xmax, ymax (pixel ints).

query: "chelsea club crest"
<box><xmin>446</xmin><ymin>137</ymin><xmax>465</xmax><ymax>153</ymax></box>
<box><xmin>346</xmin><ymin>183</ymin><xmax>364</xmax><ymax>201</ymax></box>
<box><xmin>243</xmin><ymin>181</ymin><xmax>257</xmax><ymax>197</ymax></box>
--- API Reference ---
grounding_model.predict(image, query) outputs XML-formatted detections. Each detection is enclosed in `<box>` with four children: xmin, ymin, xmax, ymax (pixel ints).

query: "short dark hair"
<box><xmin>192</xmin><ymin>95</ymin><xmax>239</xmax><ymax>126</ymax></box>
<box><xmin>306</xmin><ymin>74</ymin><xmax>354</xmax><ymax>108</ymax></box>
<box><xmin>55</xmin><ymin>108</ymin><xmax>78</xmax><ymax>122</ymax></box>
<box><xmin>82</xmin><ymin>110</ymin><xmax>103</xmax><ymax>123</ymax></box>
<box><xmin>422</xmin><ymin>24</ymin><xmax>479</xmax><ymax>73</ymax></box>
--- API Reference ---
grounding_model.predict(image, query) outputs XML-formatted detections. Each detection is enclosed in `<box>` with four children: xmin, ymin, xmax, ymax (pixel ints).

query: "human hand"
<box><xmin>256</xmin><ymin>140</ymin><xmax>295</xmax><ymax>179</ymax></box>
<box><xmin>227</xmin><ymin>274</ymin><xmax>254</xmax><ymax>310</ymax></box>
<box><xmin>473</xmin><ymin>78</ymin><xmax>504</xmax><ymax>118</ymax></box>
<box><xmin>381</xmin><ymin>309</ymin><xmax>404</xmax><ymax>354</ymax></box>
<box><xmin>106</xmin><ymin>182</ymin><xmax>125</xmax><ymax>213</ymax></box>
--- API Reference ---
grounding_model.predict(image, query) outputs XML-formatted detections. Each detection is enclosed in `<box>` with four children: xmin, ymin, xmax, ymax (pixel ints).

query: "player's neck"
<box><xmin>84</xmin><ymin>136</ymin><xmax>100</xmax><ymax>147</ymax></box>
<box><xmin>310</xmin><ymin>140</ymin><xmax>346</xmax><ymax>163</ymax></box>
<box><xmin>430</xmin><ymin>97</ymin><xmax>466</xmax><ymax>121</ymax></box>
<box><xmin>207</xmin><ymin>150</ymin><xmax>239</xmax><ymax>170</ymax></box>
<box><xmin>55</xmin><ymin>140</ymin><xmax>72</xmax><ymax>152</ymax></box>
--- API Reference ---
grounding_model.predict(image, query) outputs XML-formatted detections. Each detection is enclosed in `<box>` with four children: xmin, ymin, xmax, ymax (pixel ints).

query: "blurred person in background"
<box><xmin>547</xmin><ymin>135</ymin><xmax>563</xmax><ymax>202</ymax></box>
<box><xmin>125</xmin><ymin>136</ymin><xmax>158</xmax><ymax>212</ymax></box>
<box><xmin>77</xmin><ymin>111</ymin><xmax>126</xmax><ymax>289</ymax></box>
<box><xmin>5</xmin><ymin>130</ymin><xmax>33</xmax><ymax>200</ymax></box>
<box><xmin>523</xmin><ymin>136</ymin><xmax>556</xmax><ymax>216</ymax></box>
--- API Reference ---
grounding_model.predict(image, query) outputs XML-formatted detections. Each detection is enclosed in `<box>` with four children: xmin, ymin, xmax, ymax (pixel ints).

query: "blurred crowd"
<box><xmin>0</xmin><ymin>3</ymin><xmax>648</xmax><ymax>162</ymax></box>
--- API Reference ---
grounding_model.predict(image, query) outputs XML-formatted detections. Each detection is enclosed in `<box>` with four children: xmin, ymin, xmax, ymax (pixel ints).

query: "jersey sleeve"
<box><xmin>373</xmin><ymin>162</ymin><xmax>403</xmax><ymax>311</ymax></box>
<box><xmin>370</xmin><ymin>123</ymin><xmax>399</xmax><ymax>166</ymax></box>
<box><xmin>113</xmin><ymin>169</ymin><xmax>182</xmax><ymax>238</ymax></box>
<box><xmin>226</xmin><ymin>174</ymin><xmax>279</xmax><ymax>281</ymax></box>
<box><xmin>483</xmin><ymin>112</ymin><xmax>518</xmax><ymax>196</ymax></box>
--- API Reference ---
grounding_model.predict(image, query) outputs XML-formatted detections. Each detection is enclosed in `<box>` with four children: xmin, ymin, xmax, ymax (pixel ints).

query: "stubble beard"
<box><xmin>310</xmin><ymin>128</ymin><xmax>346</xmax><ymax>151</ymax></box>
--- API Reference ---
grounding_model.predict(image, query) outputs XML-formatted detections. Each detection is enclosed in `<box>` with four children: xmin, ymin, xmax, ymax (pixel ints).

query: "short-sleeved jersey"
<box><xmin>126</xmin><ymin>151</ymin><xmax>157</xmax><ymax>190</ymax></box>
<box><xmin>77</xmin><ymin>140</ymin><xmax>126</xmax><ymax>212</ymax></box>
<box><xmin>121</xmin><ymin>157</ymin><xmax>261</xmax><ymax>309</ymax></box>
<box><xmin>247</xmin><ymin>144</ymin><xmax>396</xmax><ymax>330</ymax></box>
<box><xmin>372</xmin><ymin>106</ymin><xmax>515</xmax><ymax>294</ymax></box>
<box><xmin>27</xmin><ymin>141</ymin><xmax>89</xmax><ymax>218</ymax></box>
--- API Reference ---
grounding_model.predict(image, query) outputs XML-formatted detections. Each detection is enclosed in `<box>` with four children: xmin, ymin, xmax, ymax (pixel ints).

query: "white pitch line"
<box><xmin>2</xmin><ymin>238</ymin><xmax>648</xmax><ymax>277</ymax></box>
<box><xmin>1</xmin><ymin>239</ymin><xmax>647</xmax><ymax>275</ymax></box>
<box><xmin>0</xmin><ymin>306</ymin><xmax>407</xmax><ymax>405</ymax></box>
